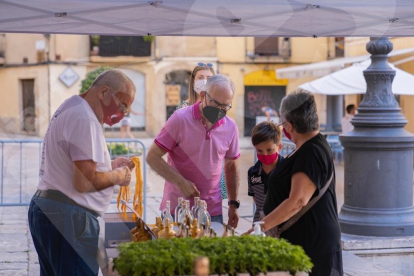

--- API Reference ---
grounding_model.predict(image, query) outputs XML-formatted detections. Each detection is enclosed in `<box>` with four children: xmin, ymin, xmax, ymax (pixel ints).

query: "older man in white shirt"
<box><xmin>28</xmin><ymin>70</ymin><xmax>136</xmax><ymax>276</ymax></box>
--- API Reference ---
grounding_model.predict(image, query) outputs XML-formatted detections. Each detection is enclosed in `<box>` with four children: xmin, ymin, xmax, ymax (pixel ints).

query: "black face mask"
<box><xmin>203</xmin><ymin>106</ymin><xmax>226</xmax><ymax>125</ymax></box>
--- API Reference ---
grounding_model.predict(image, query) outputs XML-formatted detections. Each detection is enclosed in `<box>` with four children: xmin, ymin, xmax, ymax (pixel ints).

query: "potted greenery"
<box><xmin>113</xmin><ymin>236</ymin><xmax>312</xmax><ymax>276</ymax></box>
<box><xmin>107</xmin><ymin>143</ymin><xmax>142</xmax><ymax>158</ymax></box>
<box><xmin>80</xmin><ymin>66</ymin><xmax>113</xmax><ymax>94</ymax></box>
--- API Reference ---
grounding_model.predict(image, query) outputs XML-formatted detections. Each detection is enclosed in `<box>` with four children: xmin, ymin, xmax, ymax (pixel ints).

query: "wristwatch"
<box><xmin>228</xmin><ymin>200</ymin><xmax>240</xmax><ymax>209</ymax></box>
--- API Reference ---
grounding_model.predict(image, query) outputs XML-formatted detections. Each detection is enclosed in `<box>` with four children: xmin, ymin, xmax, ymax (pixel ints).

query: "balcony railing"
<box><xmin>90</xmin><ymin>36</ymin><xmax>151</xmax><ymax>57</ymax></box>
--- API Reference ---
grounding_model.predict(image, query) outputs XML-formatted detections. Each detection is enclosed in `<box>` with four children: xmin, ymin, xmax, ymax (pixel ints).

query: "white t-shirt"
<box><xmin>341</xmin><ymin>114</ymin><xmax>354</xmax><ymax>134</ymax></box>
<box><xmin>38</xmin><ymin>95</ymin><xmax>113</xmax><ymax>216</ymax></box>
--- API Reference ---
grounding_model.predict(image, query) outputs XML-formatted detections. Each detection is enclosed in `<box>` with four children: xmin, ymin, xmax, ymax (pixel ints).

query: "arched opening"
<box><xmin>164</xmin><ymin>70</ymin><xmax>191</xmax><ymax>120</ymax></box>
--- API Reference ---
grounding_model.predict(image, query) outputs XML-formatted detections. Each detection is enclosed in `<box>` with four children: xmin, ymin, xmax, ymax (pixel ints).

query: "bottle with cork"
<box><xmin>158</xmin><ymin>218</ymin><xmax>176</xmax><ymax>240</ymax></box>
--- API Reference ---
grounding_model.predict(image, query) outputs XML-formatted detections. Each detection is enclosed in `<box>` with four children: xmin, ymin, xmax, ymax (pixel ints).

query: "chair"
<box><xmin>328</xmin><ymin>135</ymin><xmax>344</xmax><ymax>165</ymax></box>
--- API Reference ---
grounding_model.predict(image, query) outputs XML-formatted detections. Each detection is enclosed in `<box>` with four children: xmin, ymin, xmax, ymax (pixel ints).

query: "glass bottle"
<box><xmin>174</xmin><ymin>197</ymin><xmax>184</xmax><ymax>223</ymax></box>
<box><xmin>177</xmin><ymin>201</ymin><xmax>187</xmax><ymax>225</ymax></box>
<box><xmin>222</xmin><ymin>223</ymin><xmax>228</xmax><ymax>237</ymax></box>
<box><xmin>179</xmin><ymin>201</ymin><xmax>194</xmax><ymax>225</ymax></box>
<box><xmin>194</xmin><ymin>198</ymin><xmax>202</xmax><ymax>219</ymax></box>
<box><xmin>176</xmin><ymin>223</ymin><xmax>185</xmax><ymax>238</ymax></box>
<box><xmin>162</xmin><ymin>200</ymin><xmax>174</xmax><ymax>225</ymax></box>
<box><xmin>197</xmin><ymin>224</ymin><xmax>206</xmax><ymax>238</ymax></box>
<box><xmin>184</xmin><ymin>225</ymin><xmax>190</xmax><ymax>238</ymax></box>
<box><xmin>190</xmin><ymin>218</ymin><xmax>200</xmax><ymax>238</ymax></box>
<box><xmin>191</xmin><ymin>197</ymin><xmax>200</xmax><ymax>217</ymax></box>
<box><xmin>158</xmin><ymin>218</ymin><xmax>176</xmax><ymax>240</ymax></box>
<box><xmin>152</xmin><ymin>217</ymin><xmax>162</xmax><ymax>238</ymax></box>
<box><xmin>208</xmin><ymin>228</ymin><xmax>214</xmax><ymax>238</ymax></box>
<box><xmin>197</xmin><ymin>201</ymin><xmax>211</xmax><ymax>232</ymax></box>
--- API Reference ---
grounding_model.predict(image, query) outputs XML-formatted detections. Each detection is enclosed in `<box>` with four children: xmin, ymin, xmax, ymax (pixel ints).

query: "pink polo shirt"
<box><xmin>155</xmin><ymin>102</ymin><xmax>240</xmax><ymax>216</ymax></box>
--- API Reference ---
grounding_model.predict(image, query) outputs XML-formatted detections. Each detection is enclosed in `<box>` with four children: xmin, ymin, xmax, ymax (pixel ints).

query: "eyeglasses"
<box><xmin>111</xmin><ymin>93</ymin><xmax>130</xmax><ymax>116</ymax></box>
<box><xmin>197</xmin><ymin>62</ymin><xmax>213</xmax><ymax>68</ymax></box>
<box><xmin>205</xmin><ymin>92</ymin><xmax>232</xmax><ymax>112</ymax></box>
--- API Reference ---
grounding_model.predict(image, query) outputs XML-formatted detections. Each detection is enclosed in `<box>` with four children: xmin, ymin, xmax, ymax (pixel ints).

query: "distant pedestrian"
<box><xmin>120</xmin><ymin>109</ymin><xmax>144</xmax><ymax>139</ymax></box>
<box><xmin>261</xmin><ymin>102</ymin><xmax>279</xmax><ymax>121</ymax></box>
<box><xmin>341</xmin><ymin>104</ymin><xmax>356</xmax><ymax>134</ymax></box>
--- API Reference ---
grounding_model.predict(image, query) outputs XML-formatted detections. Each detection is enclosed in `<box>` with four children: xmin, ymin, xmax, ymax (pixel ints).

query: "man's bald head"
<box><xmin>91</xmin><ymin>69</ymin><xmax>136</xmax><ymax>97</ymax></box>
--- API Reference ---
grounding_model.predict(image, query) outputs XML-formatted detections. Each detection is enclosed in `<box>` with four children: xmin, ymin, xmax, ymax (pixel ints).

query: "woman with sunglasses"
<box><xmin>176</xmin><ymin>63</ymin><xmax>229</xmax><ymax>200</ymax></box>
<box><xmin>176</xmin><ymin>62</ymin><xmax>215</xmax><ymax>109</ymax></box>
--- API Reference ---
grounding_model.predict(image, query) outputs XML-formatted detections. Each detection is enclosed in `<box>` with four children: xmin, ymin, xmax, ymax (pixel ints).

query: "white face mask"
<box><xmin>194</xmin><ymin>79</ymin><xmax>207</xmax><ymax>94</ymax></box>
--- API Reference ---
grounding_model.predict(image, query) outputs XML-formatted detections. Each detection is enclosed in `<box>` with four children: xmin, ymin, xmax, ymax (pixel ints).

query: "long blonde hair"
<box><xmin>188</xmin><ymin>65</ymin><xmax>215</xmax><ymax>105</ymax></box>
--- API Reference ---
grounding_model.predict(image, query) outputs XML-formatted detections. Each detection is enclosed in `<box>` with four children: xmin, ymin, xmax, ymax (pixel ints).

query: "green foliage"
<box><xmin>107</xmin><ymin>143</ymin><xmax>141</xmax><ymax>156</ymax></box>
<box><xmin>79</xmin><ymin>66</ymin><xmax>113</xmax><ymax>94</ymax></box>
<box><xmin>114</xmin><ymin>236</ymin><xmax>313</xmax><ymax>276</ymax></box>
<box><xmin>91</xmin><ymin>35</ymin><xmax>100</xmax><ymax>47</ymax></box>
<box><xmin>143</xmin><ymin>35</ymin><xmax>155</xmax><ymax>43</ymax></box>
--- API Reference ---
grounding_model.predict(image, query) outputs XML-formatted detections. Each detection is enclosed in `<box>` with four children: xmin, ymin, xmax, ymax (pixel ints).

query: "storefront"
<box><xmin>243</xmin><ymin>70</ymin><xmax>288</xmax><ymax>136</ymax></box>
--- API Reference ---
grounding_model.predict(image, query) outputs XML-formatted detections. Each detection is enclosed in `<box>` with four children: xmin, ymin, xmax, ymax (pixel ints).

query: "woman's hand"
<box><xmin>112</xmin><ymin>157</ymin><xmax>135</xmax><ymax>170</ymax></box>
<box><xmin>242</xmin><ymin>227</ymin><xmax>254</xmax><ymax>236</ymax></box>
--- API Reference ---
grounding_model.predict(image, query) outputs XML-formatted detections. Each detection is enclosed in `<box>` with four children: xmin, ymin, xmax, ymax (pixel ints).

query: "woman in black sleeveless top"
<box><xmin>260</xmin><ymin>90</ymin><xmax>343</xmax><ymax>276</ymax></box>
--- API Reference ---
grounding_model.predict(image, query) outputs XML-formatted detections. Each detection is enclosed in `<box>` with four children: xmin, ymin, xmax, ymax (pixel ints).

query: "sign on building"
<box><xmin>59</xmin><ymin>67</ymin><xmax>79</xmax><ymax>88</ymax></box>
<box><xmin>166</xmin><ymin>84</ymin><xmax>181</xmax><ymax>106</ymax></box>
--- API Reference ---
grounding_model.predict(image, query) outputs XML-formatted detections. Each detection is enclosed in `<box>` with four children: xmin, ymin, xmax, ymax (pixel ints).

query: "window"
<box><xmin>335</xmin><ymin>37</ymin><xmax>345</xmax><ymax>58</ymax></box>
<box><xmin>254</xmin><ymin>37</ymin><xmax>279</xmax><ymax>56</ymax></box>
<box><xmin>90</xmin><ymin>36</ymin><xmax>151</xmax><ymax>57</ymax></box>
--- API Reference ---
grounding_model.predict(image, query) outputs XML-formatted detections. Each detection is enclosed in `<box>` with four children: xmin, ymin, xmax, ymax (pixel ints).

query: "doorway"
<box><xmin>165</xmin><ymin>70</ymin><xmax>191</xmax><ymax>120</ymax></box>
<box><xmin>21</xmin><ymin>79</ymin><xmax>36</xmax><ymax>133</ymax></box>
<box><xmin>243</xmin><ymin>70</ymin><xmax>288</xmax><ymax>136</ymax></box>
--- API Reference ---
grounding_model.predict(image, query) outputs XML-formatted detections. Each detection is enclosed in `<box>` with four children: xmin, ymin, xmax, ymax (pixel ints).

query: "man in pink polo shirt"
<box><xmin>147</xmin><ymin>74</ymin><xmax>241</xmax><ymax>228</ymax></box>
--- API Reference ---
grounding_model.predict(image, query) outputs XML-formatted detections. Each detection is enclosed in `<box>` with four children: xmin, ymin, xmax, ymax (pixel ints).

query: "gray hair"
<box><xmin>206</xmin><ymin>74</ymin><xmax>236</xmax><ymax>96</ymax></box>
<box><xmin>92</xmin><ymin>69</ymin><xmax>136</xmax><ymax>94</ymax></box>
<box><xmin>280</xmin><ymin>88</ymin><xmax>319</xmax><ymax>134</ymax></box>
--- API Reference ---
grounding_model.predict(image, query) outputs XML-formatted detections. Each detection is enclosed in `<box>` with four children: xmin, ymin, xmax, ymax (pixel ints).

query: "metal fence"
<box><xmin>0</xmin><ymin>138</ymin><xmax>147</xmax><ymax>220</ymax></box>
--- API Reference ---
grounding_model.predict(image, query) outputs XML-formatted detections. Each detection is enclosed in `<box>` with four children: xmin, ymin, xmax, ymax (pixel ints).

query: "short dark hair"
<box><xmin>346</xmin><ymin>104</ymin><xmax>356</xmax><ymax>114</ymax></box>
<box><xmin>251</xmin><ymin>121</ymin><xmax>282</xmax><ymax>146</ymax></box>
<box><xmin>280</xmin><ymin>89</ymin><xmax>319</xmax><ymax>134</ymax></box>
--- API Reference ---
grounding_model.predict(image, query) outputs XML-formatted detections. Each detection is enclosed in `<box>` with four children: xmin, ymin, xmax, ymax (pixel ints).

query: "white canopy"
<box><xmin>276</xmin><ymin>47</ymin><xmax>414</xmax><ymax>79</ymax></box>
<box><xmin>299</xmin><ymin>60</ymin><xmax>414</xmax><ymax>96</ymax></box>
<box><xmin>2</xmin><ymin>1</ymin><xmax>414</xmax><ymax>37</ymax></box>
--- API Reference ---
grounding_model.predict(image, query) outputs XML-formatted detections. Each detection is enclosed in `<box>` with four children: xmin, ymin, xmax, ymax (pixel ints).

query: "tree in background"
<box><xmin>79</xmin><ymin>66</ymin><xmax>113</xmax><ymax>94</ymax></box>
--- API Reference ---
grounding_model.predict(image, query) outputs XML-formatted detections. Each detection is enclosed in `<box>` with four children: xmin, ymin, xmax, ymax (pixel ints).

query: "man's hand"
<box><xmin>228</xmin><ymin>205</ymin><xmax>239</xmax><ymax>229</ymax></box>
<box><xmin>112</xmin><ymin>157</ymin><xmax>135</xmax><ymax>170</ymax></box>
<box><xmin>177</xmin><ymin>178</ymin><xmax>200</xmax><ymax>198</ymax></box>
<box><xmin>115</xmin><ymin>166</ymin><xmax>132</xmax><ymax>186</ymax></box>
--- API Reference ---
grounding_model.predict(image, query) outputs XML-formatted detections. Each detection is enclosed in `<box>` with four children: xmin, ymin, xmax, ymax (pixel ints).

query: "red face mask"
<box><xmin>100</xmin><ymin>94</ymin><xmax>124</xmax><ymax>126</ymax></box>
<box><xmin>283</xmin><ymin>128</ymin><xmax>292</xmax><ymax>141</ymax></box>
<box><xmin>257</xmin><ymin>152</ymin><xmax>279</xmax><ymax>165</ymax></box>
